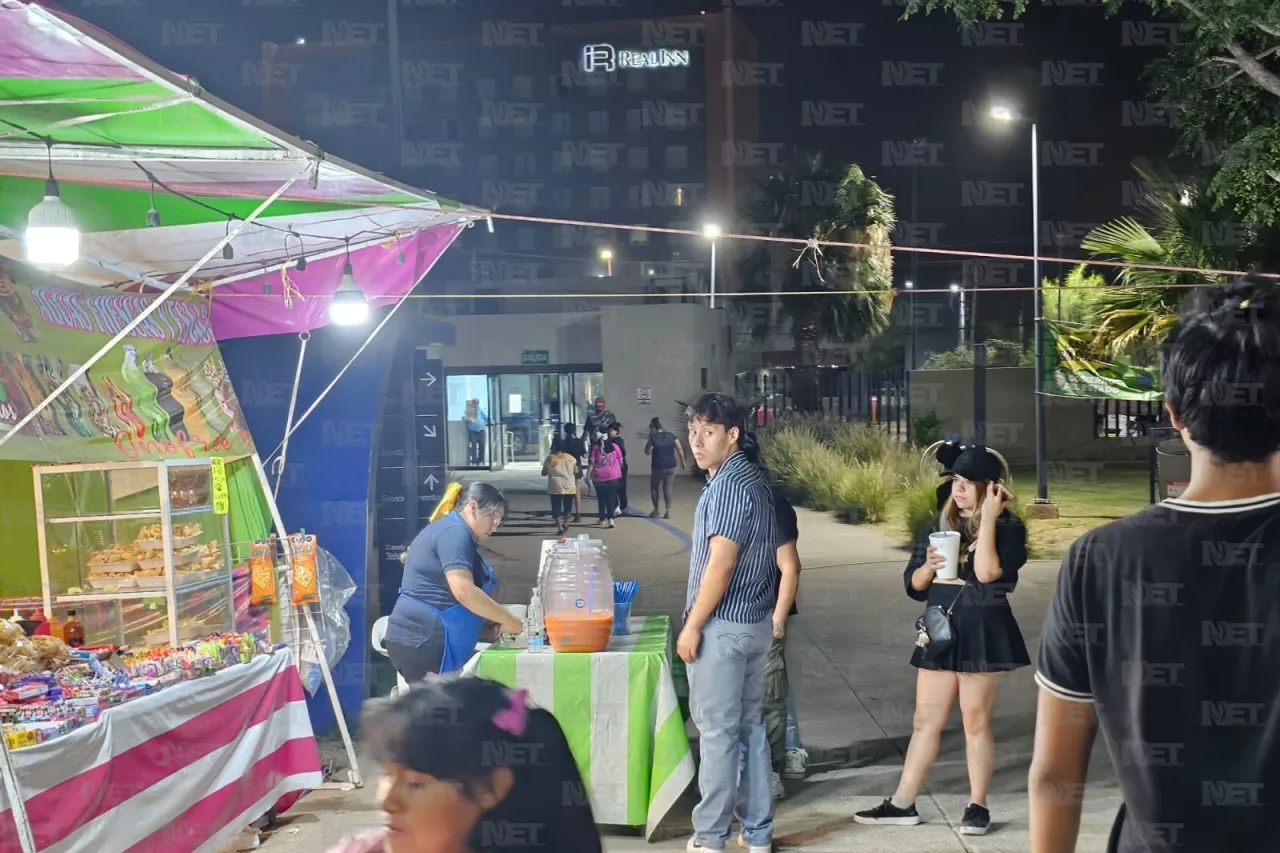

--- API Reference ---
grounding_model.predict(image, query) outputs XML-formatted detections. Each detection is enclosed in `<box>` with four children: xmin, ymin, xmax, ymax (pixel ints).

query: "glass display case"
<box><xmin>34</xmin><ymin>460</ymin><xmax>235</xmax><ymax>649</ymax></box>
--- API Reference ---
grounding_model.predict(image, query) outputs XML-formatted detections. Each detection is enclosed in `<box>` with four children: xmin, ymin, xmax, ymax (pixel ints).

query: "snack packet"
<box><xmin>249</xmin><ymin>538</ymin><xmax>277</xmax><ymax>606</ymax></box>
<box><xmin>289</xmin><ymin>532</ymin><xmax>320</xmax><ymax>606</ymax></box>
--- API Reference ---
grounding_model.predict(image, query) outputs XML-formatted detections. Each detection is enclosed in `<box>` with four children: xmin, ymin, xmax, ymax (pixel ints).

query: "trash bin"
<box><xmin>1156</xmin><ymin>437</ymin><xmax>1191</xmax><ymax>500</ymax></box>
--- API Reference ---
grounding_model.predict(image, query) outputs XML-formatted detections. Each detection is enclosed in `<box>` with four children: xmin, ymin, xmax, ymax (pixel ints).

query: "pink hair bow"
<box><xmin>491</xmin><ymin>688</ymin><xmax>529</xmax><ymax>736</ymax></box>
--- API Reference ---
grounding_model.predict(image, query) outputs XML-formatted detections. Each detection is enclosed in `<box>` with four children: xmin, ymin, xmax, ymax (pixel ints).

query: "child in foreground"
<box><xmin>329</xmin><ymin>677</ymin><xmax>603</xmax><ymax>853</ymax></box>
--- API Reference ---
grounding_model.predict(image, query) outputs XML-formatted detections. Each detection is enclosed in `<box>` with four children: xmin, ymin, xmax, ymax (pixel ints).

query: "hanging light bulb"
<box><xmin>329</xmin><ymin>241</ymin><xmax>368</xmax><ymax>325</ymax></box>
<box><xmin>289</xmin><ymin>230</ymin><xmax>307</xmax><ymax>271</ymax></box>
<box><xmin>146</xmin><ymin>180</ymin><xmax>161</xmax><ymax>228</ymax></box>
<box><xmin>26</xmin><ymin>141</ymin><xmax>80</xmax><ymax>267</ymax></box>
<box><xmin>222</xmin><ymin>216</ymin><xmax>235</xmax><ymax>260</ymax></box>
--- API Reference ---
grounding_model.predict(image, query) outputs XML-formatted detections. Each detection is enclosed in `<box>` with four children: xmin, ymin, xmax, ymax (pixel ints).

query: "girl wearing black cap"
<box><xmin>855</xmin><ymin>445</ymin><xmax>1029</xmax><ymax>837</ymax></box>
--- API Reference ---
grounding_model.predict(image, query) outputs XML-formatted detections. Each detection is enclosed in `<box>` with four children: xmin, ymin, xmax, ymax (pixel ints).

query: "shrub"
<box><xmin>832</xmin><ymin>461</ymin><xmax>896</xmax><ymax>524</ymax></box>
<box><xmin>901</xmin><ymin>475</ymin><xmax>940</xmax><ymax>542</ymax></box>
<box><xmin>832</xmin><ymin>421</ymin><xmax>895</xmax><ymax>464</ymax></box>
<box><xmin>912</xmin><ymin>409</ymin><xmax>944</xmax><ymax>447</ymax></box>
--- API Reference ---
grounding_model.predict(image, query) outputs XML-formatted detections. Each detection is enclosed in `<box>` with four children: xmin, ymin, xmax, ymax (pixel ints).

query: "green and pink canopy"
<box><xmin>0</xmin><ymin>0</ymin><xmax>486</xmax><ymax>339</ymax></box>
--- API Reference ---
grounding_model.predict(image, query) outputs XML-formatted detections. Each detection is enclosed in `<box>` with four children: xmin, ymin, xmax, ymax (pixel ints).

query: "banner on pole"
<box><xmin>0</xmin><ymin>260</ymin><xmax>256</xmax><ymax>462</ymax></box>
<box><xmin>1042</xmin><ymin>319</ymin><xmax>1162</xmax><ymax>401</ymax></box>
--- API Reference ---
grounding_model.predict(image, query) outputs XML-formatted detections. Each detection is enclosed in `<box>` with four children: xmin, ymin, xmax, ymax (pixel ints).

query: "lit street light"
<box><xmin>950</xmin><ymin>281</ymin><xmax>965</xmax><ymax>347</ymax></box>
<box><xmin>599</xmin><ymin>248</ymin><xmax>613</xmax><ymax>276</ymax></box>
<box><xmin>989</xmin><ymin>102</ymin><xmax>1048</xmax><ymax>503</ymax></box>
<box><xmin>703</xmin><ymin>223</ymin><xmax>722</xmax><ymax>308</ymax></box>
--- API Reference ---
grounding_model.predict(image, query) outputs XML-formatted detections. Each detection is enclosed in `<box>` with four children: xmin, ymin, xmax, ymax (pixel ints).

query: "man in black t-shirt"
<box><xmin>1032</xmin><ymin>276</ymin><xmax>1280</xmax><ymax>853</ymax></box>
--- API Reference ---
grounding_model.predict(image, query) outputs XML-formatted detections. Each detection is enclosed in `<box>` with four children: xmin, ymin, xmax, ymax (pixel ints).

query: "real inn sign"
<box><xmin>582</xmin><ymin>44</ymin><xmax>691</xmax><ymax>72</ymax></box>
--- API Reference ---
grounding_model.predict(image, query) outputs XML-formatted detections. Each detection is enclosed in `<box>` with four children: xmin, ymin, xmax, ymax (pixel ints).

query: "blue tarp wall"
<box><xmin>221</xmin><ymin>324</ymin><xmax>392</xmax><ymax>736</ymax></box>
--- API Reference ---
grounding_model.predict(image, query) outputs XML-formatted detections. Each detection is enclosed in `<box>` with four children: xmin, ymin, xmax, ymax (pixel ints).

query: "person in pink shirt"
<box><xmin>587</xmin><ymin>436</ymin><xmax>624</xmax><ymax>528</ymax></box>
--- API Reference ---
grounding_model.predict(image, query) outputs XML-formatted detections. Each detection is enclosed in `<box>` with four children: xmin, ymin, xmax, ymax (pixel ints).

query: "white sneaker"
<box><xmin>686</xmin><ymin>837</ymin><xmax>722</xmax><ymax>852</ymax></box>
<box><xmin>736</xmin><ymin>833</ymin><xmax>772</xmax><ymax>853</ymax></box>
<box><xmin>771</xmin><ymin>770</ymin><xmax>785</xmax><ymax>800</ymax></box>
<box><xmin>782</xmin><ymin>747</ymin><xmax>808</xmax><ymax>780</ymax></box>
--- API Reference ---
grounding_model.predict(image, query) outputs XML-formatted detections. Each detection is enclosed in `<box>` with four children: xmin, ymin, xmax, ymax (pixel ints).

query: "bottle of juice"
<box><xmin>62</xmin><ymin>610</ymin><xmax>85</xmax><ymax>647</ymax></box>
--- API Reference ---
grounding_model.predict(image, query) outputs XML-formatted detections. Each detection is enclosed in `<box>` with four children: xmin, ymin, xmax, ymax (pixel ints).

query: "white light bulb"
<box><xmin>26</xmin><ymin>180</ymin><xmax>80</xmax><ymax>267</ymax></box>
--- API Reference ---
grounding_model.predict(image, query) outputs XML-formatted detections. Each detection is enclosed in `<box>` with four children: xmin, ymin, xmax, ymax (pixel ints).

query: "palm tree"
<box><xmin>737</xmin><ymin>151</ymin><xmax>896</xmax><ymax>411</ymax></box>
<box><xmin>1079</xmin><ymin>159</ymin><xmax>1243</xmax><ymax>356</ymax></box>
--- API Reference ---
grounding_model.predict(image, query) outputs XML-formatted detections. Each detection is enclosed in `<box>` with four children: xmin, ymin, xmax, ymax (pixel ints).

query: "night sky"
<box><xmin>70</xmin><ymin>0</ymin><xmax>1179</xmax><ymax>336</ymax></box>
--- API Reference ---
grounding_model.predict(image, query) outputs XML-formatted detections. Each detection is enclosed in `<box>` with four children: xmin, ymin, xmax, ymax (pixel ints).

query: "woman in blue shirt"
<box><xmin>385</xmin><ymin>482</ymin><xmax>524</xmax><ymax>680</ymax></box>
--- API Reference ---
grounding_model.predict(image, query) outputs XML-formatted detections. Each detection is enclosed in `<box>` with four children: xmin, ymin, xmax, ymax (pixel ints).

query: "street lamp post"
<box><xmin>703</xmin><ymin>223</ymin><xmax>722</xmax><ymax>308</ymax></box>
<box><xmin>991</xmin><ymin>105</ymin><xmax>1047</xmax><ymax>503</ymax></box>
<box><xmin>599</xmin><ymin>248</ymin><xmax>613</xmax><ymax>277</ymax></box>
<box><xmin>905</xmin><ymin>280</ymin><xmax>915</xmax><ymax>443</ymax></box>
<box><xmin>950</xmin><ymin>281</ymin><xmax>964</xmax><ymax>347</ymax></box>
<box><xmin>905</xmin><ymin>280</ymin><xmax>916</xmax><ymax>370</ymax></box>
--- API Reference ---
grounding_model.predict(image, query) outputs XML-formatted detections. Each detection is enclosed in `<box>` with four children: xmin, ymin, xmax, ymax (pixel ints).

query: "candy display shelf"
<box><xmin>34</xmin><ymin>460</ymin><xmax>234</xmax><ymax>649</ymax></box>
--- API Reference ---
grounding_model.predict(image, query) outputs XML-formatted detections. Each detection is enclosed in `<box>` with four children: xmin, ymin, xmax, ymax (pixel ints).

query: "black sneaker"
<box><xmin>853</xmin><ymin>799</ymin><xmax>920</xmax><ymax>826</ymax></box>
<box><xmin>960</xmin><ymin>803</ymin><xmax>990</xmax><ymax>836</ymax></box>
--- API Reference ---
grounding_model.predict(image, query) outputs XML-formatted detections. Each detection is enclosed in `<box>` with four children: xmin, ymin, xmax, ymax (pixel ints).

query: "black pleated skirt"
<box><xmin>910</xmin><ymin>581</ymin><xmax>1031</xmax><ymax>673</ymax></box>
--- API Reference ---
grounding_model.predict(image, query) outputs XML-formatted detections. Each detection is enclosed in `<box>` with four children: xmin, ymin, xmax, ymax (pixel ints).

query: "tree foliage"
<box><xmin>736</xmin><ymin>151</ymin><xmax>896</xmax><ymax>362</ymax></box>
<box><xmin>900</xmin><ymin>0</ymin><xmax>1280</xmax><ymax>225</ymax></box>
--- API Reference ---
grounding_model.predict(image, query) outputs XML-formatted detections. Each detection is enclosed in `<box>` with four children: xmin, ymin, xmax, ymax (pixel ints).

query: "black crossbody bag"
<box><xmin>914</xmin><ymin>582</ymin><xmax>968</xmax><ymax>657</ymax></box>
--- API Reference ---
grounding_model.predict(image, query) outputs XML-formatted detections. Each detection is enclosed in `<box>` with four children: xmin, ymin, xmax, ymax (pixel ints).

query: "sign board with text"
<box><xmin>0</xmin><ymin>259</ymin><xmax>255</xmax><ymax>463</ymax></box>
<box><xmin>520</xmin><ymin>350</ymin><xmax>550</xmax><ymax>366</ymax></box>
<box><xmin>582</xmin><ymin>44</ymin><xmax>690</xmax><ymax>73</ymax></box>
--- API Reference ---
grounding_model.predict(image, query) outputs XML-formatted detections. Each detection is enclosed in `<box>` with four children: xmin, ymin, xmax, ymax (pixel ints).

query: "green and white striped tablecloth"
<box><xmin>464</xmin><ymin>615</ymin><xmax>694</xmax><ymax>839</ymax></box>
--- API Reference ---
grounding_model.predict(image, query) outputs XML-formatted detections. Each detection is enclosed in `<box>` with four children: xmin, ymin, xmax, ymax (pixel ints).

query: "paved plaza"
<box><xmin>272</xmin><ymin>468</ymin><xmax>1121</xmax><ymax>853</ymax></box>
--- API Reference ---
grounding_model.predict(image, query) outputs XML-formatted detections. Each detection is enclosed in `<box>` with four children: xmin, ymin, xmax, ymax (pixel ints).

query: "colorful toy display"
<box><xmin>0</xmin><ymin>629</ymin><xmax>268</xmax><ymax>750</ymax></box>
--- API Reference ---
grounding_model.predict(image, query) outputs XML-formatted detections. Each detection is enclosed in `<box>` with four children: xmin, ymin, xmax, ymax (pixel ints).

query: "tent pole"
<box><xmin>0</xmin><ymin>163</ymin><xmax>311</xmax><ymax>452</ymax></box>
<box><xmin>0</xmin><ymin>734</ymin><xmax>36</xmax><ymax>853</ymax></box>
<box><xmin>273</xmin><ymin>333</ymin><xmax>310</xmax><ymax>498</ymax></box>
<box><xmin>262</xmin><ymin>225</ymin><xmax>464</xmax><ymax>466</ymax></box>
<box><xmin>250</xmin><ymin>452</ymin><xmax>364</xmax><ymax>789</ymax></box>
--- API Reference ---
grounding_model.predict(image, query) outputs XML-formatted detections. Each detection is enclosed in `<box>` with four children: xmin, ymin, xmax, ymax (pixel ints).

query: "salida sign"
<box><xmin>0</xmin><ymin>262</ymin><xmax>255</xmax><ymax>463</ymax></box>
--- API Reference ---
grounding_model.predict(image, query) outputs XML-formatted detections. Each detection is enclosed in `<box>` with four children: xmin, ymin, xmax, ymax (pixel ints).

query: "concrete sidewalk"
<box><xmin>270</xmin><ymin>470</ymin><xmax>1121</xmax><ymax>852</ymax></box>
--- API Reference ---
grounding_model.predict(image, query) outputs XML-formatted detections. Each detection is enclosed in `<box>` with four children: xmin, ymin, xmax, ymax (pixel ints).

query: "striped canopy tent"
<box><xmin>0</xmin><ymin>0</ymin><xmax>486</xmax><ymax>339</ymax></box>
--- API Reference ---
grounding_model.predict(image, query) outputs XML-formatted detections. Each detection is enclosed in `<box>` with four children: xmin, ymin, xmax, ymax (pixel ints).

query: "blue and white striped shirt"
<box><xmin>686</xmin><ymin>450</ymin><xmax>780</xmax><ymax>624</ymax></box>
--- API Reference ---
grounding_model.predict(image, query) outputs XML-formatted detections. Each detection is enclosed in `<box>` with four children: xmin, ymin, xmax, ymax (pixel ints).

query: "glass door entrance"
<box><xmin>495</xmin><ymin>373</ymin><xmax>559</xmax><ymax>464</ymax></box>
<box><xmin>446</xmin><ymin>370</ymin><xmax>604</xmax><ymax>470</ymax></box>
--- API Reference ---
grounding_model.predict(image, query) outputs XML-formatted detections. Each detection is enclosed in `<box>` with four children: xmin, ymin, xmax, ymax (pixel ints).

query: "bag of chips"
<box><xmin>289</xmin><ymin>531</ymin><xmax>320</xmax><ymax>606</ymax></box>
<box><xmin>249</xmin><ymin>538</ymin><xmax>277</xmax><ymax>606</ymax></box>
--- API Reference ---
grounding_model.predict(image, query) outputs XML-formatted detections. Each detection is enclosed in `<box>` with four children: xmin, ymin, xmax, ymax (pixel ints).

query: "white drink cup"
<box><xmin>929</xmin><ymin>531</ymin><xmax>962</xmax><ymax>580</ymax></box>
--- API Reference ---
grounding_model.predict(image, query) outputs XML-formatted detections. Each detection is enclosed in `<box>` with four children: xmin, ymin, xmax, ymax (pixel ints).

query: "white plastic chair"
<box><xmin>371</xmin><ymin>616</ymin><xmax>411</xmax><ymax>698</ymax></box>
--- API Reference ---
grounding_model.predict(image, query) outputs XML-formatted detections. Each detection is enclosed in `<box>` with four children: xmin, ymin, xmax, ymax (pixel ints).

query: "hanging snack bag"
<box><xmin>249</xmin><ymin>538</ymin><xmax>277</xmax><ymax>606</ymax></box>
<box><xmin>289</xmin><ymin>531</ymin><xmax>320</xmax><ymax>606</ymax></box>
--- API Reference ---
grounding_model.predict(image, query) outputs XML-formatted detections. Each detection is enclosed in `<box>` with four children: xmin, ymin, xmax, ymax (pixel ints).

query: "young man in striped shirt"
<box><xmin>680</xmin><ymin>393</ymin><xmax>780</xmax><ymax>853</ymax></box>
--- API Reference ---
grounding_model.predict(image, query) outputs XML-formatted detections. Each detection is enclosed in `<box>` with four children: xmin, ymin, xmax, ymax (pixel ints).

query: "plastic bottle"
<box><xmin>526</xmin><ymin>588</ymin><xmax>546</xmax><ymax>652</ymax></box>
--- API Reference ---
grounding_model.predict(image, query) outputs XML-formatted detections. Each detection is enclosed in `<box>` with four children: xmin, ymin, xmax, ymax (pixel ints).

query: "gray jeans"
<box><xmin>650</xmin><ymin>467</ymin><xmax>676</xmax><ymax>508</ymax></box>
<box><xmin>688</xmin><ymin>617</ymin><xmax>774</xmax><ymax>849</ymax></box>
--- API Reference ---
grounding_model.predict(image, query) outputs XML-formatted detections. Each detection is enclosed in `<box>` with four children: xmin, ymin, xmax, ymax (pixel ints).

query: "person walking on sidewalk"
<box><xmin>607</xmin><ymin>422</ymin><xmax>629</xmax><ymax>516</ymax></box>
<box><xmin>1031</xmin><ymin>276</ymin><xmax>1280</xmax><ymax>853</ymax></box>
<box><xmin>564</xmin><ymin>423</ymin><xmax>588</xmax><ymax>516</ymax></box>
<box><xmin>587</xmin><ymin>435</ymin><xmax>624</xmax><ymax>528</ymax></box>
<box><xmin>855</xmin><ymin>445</ymin><xmax>1029</xmax><ymax>837</ymax></box>
<box><xmin>542</xmin><ymin>438</ymin><xmax>579</xmax><ymax>536</ymax></box>
<box><xmin>646</xmin><ymin>417</ymin><xmax>686</xmax><ymax>518</ymax></box>
<box><xmin>583</xmin><ymin>396</ymin><xmax>617</xmax><ymax>450</ymax></box>
<box><xmin>680</xmin><ymin>393</ymin><xmax>779</xmax><ymax>853</ymax></box>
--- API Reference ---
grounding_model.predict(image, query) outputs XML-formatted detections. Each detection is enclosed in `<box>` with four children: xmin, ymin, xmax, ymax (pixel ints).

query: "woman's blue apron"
<box><xmin>396</xmin><ymin>513</ymin><xmax>497</xmax><ymax>674</ymax></box>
